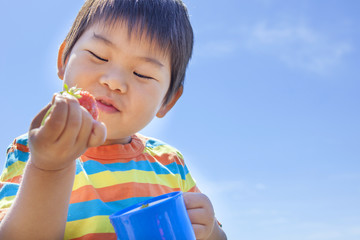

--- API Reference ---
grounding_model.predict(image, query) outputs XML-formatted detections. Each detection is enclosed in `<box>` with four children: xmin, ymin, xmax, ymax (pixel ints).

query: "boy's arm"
<box><xmin>183</xmin><ymin>192</ymin><xmax>227</xmax><ymax>240</ymax></box>
<box><xmin>0</xmin><ymin>94</ymin><xmax>106</xmax><ymax>239</ymax></box>
<box><xmin>0</xmin><ymin>160</ymin><xmax>77</xmax><ymax>239</ymax></box>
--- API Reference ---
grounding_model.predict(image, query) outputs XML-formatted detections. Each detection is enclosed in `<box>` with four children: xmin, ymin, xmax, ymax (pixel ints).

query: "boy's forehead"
<box><xmin>86</xmin><ymin>20</ymin><xmax>170</xmax><ymax>58</ymax></box>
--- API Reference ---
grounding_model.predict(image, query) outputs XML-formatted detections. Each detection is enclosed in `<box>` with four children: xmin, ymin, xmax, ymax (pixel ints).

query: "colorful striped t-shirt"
<box><xmin>0</xmin><ymin>133</ymin><xmax>199</xmax><ymax>239</ymax></box>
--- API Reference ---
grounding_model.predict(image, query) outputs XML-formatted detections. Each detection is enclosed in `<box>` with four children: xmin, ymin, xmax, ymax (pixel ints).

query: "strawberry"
<box><xmin>41</xmin><ymin>84</ymin><xmax>99</xmax><ymax>125</ymax></box>
<box><xmin>76</xmin><ymin>90</ymin><xmax>99</xmax><ymax>120</ymax></box>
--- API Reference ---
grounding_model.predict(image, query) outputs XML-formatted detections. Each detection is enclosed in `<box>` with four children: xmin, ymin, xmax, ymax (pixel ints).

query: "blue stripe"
<box><xmin>15</xmin><ymin>134</ymin><xmax>29</xmax><ymax>146</ymax></box>
<box><xmin>145</xmin><ymin>138</ymin><xmax>165</xmax><ymax>148</ymax></box>
<box><xmin>4</xmin><ymin>134</ymin><xmax>30</xmax><ymax>168</ymax></box>
<box><xmin>0</xmin><ymin>183</ymin><xmax>19</xmax><ymax>199</ymax></box>
<box><xmin>67</xmin><ymin>197</ymin><xmax>151</xmax><ymax>222</ymax></box>
<box><xmin>76</xmin><ymin>160</ymin><xmax>188</xmax><ymax>180</ymax></box>
<box><xmin>6</xmin><ymin>151</ymin><xmax>30</xmax><ymax>168</ymax></box>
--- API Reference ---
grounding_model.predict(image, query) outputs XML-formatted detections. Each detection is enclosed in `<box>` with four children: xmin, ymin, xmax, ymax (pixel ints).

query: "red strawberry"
<box><xmin>41</xmin><ymin>84</ymin><xmax>99</xmax><ymax>125</ymax></box>
<box><xmin>77</xmin><ymin>90</ymin><xmax>99</xmax><ymax>120</ymax></box>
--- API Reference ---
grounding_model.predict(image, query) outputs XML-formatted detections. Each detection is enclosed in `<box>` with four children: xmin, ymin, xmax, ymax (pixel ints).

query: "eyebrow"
<box><xmin>93</xmin><ymin>33</ymin><xmax>115</xmax><ymax>47</ymax></box>
<box><xmin>92</xmin><ymin>33</ymin><xmax>165</xmax><ymax>68</ymax></box>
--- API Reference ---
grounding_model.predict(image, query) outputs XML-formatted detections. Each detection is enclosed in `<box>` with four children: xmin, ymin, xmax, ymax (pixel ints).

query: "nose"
<box><xmin>99</xmin><ymin>69</ymin><xmax>128</xmax><ymax>94</ymax></box>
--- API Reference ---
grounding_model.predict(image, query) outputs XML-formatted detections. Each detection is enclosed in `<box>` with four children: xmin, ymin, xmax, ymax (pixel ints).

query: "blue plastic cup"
<box><xmin>109</xmin><ymin>191</ymin><xmax>195</xmax><ymax>240</ymax></box>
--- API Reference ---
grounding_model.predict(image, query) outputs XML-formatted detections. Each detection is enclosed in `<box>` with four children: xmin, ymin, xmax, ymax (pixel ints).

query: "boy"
<box><xmin>0</xmin><ymin>0</ymin><xmax>227</xmax><ymax>239</ymax></box>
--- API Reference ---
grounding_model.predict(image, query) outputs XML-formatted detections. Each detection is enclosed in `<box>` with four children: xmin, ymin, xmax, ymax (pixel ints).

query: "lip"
<box><xmin>96</xmin><ymin>97</ymin><xmax>120</xmax><ymax>113</ymax></box>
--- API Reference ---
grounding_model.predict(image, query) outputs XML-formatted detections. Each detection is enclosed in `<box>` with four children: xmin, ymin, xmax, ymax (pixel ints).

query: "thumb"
<box><xmin>29</xmin><ymin>103</ymin><xmax>52</xmax><ymax>131</ymax></box>
<box><xmin>29</xmin><ymin>94</ymin><xmax>58</xmax><ymax>131</ymax></box>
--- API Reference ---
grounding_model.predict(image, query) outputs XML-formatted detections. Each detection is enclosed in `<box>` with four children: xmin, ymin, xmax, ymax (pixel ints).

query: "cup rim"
<box><xmin>109</xmin><ymin>191</ymin><xmax>182</xmax><ymax>220</ymax></box>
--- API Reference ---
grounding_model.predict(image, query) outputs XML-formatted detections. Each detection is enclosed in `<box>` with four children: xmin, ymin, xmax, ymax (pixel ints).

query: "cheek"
<box><xmin>63</xmin><ymin>55</ymin><xmax>93</xmax><ymax>86</ymax></box>
<box><xmin>130</xmin><ymin>92</ymin><xmax>163</xmax><ymax>126</ymax></box>
<box><xmin>140</xmin><ymin>88</ymin><xmax>165</xmax><ymax>112</ymax></box>
<box><xmin>137</xmin><ymin>98</ymin><xmax>161</xmax><ymax>119</ymax></box>
<box><xmin>63</xmin><ymin>59</ymin><xmax>78</xmax><ymax>86</ymax></box>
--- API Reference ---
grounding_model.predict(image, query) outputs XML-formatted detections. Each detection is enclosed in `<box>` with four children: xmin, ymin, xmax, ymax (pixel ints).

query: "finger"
<box><xmin>29</xmin><ymin>93</ymin><xmax>59</xmax><ymax>130</ymax></box>
<box><xmin>29</xmin><ymin>103</ymin><xmax>52</xmax><ymax>131</ymax></box>
<box><xmin>50</xmin><ymin>93</ymin><xmax>59</xmax><ymax>104</ymax></box>
<box><xmin>192</xmin><ymin>223</ymin><xmax>207</xmax><ymax>240</ymax></box>
<box><xmin>187</xmin><ymin>208</ymin><xmax>209</xmax><ymax>225</ymax></box>
<box><xmin>183</xmin><ymin>192</ymin><xmax>212</xmax><ymax>210</ymax></box>
<box><xmin>87</xmin><ymin>121</ymin><xmax>107</xmax><ymax>147</ymax></box>
<box><xmin>40</xmin><ymin>95</ymin><xmax>69</xmax><ymax>141</ymax></box>
<box><xmin>59</xmin><ymin>96</ymin><xmax>83</xmax><ymax>144</ymax></box>
<box><xmin>76</xmin><ymin>107</ymin><xmax>94</xmax><ymax>147</ymax></box>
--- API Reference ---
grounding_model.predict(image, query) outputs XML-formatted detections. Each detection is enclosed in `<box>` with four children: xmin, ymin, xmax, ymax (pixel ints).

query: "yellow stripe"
<box><xmin>64</xmin><ymin>215</ymin><xmax>115</xmax><ymax>239</ymax></box>
<box><xmin>0</xmin><ymin>195</ymin><xmax>16</xmax><ymax>209</ymax></box>
<box><xmin>73</xmin><ymin>170</ymin><xmax>196</xmax><ymax>193</ymax></box>
<box><xmin>73</xmin><ymin>169</ymin><xmax>183</xmax><ymax>191</ymax></box>
<box><xmin>0</xmin><ymin>161</ymin><xmax>26</xmax><ymax>182</ymax></box>
<box><xmin>183</xmin><ymin>173</ymin><xmax>197</xmax><ymax>192</ymax></box>
<box><xmin>146</xmin><ymin>145</ymin><xmax>184</xmax><ymax>159</ymax></box>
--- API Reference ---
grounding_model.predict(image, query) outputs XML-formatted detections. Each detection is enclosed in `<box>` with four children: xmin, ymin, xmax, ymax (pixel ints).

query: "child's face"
<box><xmin>59</xmin><ymin>21</ymin><xmax>172</xmax><ymax>144</ymax></box>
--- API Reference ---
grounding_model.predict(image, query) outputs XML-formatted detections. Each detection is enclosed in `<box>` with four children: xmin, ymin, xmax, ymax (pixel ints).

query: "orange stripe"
<box><xmin>6</xmin><ymin>139</ymin><xmax>17</xmax><ymax>154</ymax></box>
<box><xmin>80</xmin><ymin>155</ymin><xmax>132</xmax><ymax>164</ymax></box>
<box><xmin>153</xmin><ymin>153</ymin><xmax>185</xmax><ymax>166</ymax></box>
<box><xmin>71</xmin><ymin>233</ymin><xmax>117</xmax><ymax>240</ymax></box>
<box><xmin>2</xmin><ymin>175</ymin><xmax>22</xmax><ymax>184</ymax></box>
<box><xmin>6</xmin><ymin>145</ymin><xmax>15</xmax><ymax>154</ymax></box>
<box><xmin>6</xmin><ymin>147</ymin><xmax>14</xmax><ymax>154</ymax></box>
<box><xmin>70</xmin><ymin>182</ymin><xmax>181</xmax><ymax>204</ymax></box>
<box><xmin>0</xmin><ymin>208</ymin><xmax>9</xmax><ymax>222</ymax></box>
<box><xmin>80</xmin><ymin>153</ymin><xmax>184</xmax><ymax>166</ymax></box>
<box><xmin>188</xmin><ymin>185</ymin><xmax>201</xmax><ymax>193</ymax></box>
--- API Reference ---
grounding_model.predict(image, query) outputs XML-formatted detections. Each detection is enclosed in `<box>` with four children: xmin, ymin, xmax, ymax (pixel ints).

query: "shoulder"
<box><xmin>136</xmin><ymin>134</ymin><xmax>185</xmax><ymax>165</ymax></box>
<box><xmin>6</xmin><ymin>133</ymin><xmax>29</xmax><ymax>155</ymax></box>
<box><xmin>1</xmin><ymin>133</ymin><xmax>29</xmax><ymax>183</ymax></box>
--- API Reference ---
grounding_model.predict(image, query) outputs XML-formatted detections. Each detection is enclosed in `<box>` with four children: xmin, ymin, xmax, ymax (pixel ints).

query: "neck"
<box><xmin>103</xmin><ymin>136</ymin><xmax>132</xmax><ymax>145</ymax></box>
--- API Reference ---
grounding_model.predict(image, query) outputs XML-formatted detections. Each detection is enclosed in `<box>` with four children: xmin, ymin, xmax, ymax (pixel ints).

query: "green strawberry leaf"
<box><xmin>63</xmin><ymin>83</ymin><xmax>69</xmax><ymax>91</ymax></box>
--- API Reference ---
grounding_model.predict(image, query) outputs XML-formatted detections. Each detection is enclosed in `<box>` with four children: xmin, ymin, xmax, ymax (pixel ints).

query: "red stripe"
<box><xmin>70</xmin><ymin>182</ymin><xmax>181</xmax><ymax>204</ymax></box>
<box><xmin>16</xmin><ymin>143</ymin><xmax>29</xmax><ymax>153</ymax></box>
<box><xmin>71</xmin><ymin>233</ymin><xmax>117</xmax><ymax>240</ymax></box>
<box><xmin>7</xmin><ymin>142</ymin><xmax>29</xmax><ymax>154</ymax></box>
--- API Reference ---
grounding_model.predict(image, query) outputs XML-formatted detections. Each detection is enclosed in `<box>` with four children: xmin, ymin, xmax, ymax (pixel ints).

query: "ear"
<box><xmin>57</xmin><ymin>41</ymin><xmax>67</xmax><ymax>80</ymax></box>
<box><xmin>156</xmin><ymin>86</ymin><xmax>183</xmax><ymax>118</ymax></box>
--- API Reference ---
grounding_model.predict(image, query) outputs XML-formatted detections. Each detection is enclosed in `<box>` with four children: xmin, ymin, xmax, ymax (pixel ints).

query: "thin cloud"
<box><xmin>241</xmin><ymin>21</ymin><xmax>353</xmax><ymax>74</ymax></box>
<box><xmin>255</xmin><ymin>183</ymin><xmax>266</xmax><ymax>190</ymax></box>
<box><xmin>194</xmin><ymin>40</ymin><xmax>238</xmax><ymax>58</ymax></box>
<box><xmin>306</xmin><ymin>225</ymin><xmax>360</xmax><ymax>240</ymax></box>
<box><xmin>193</xmin><ymin>20</ymin><xmax>353</xmax><ymax>74</ymax></box>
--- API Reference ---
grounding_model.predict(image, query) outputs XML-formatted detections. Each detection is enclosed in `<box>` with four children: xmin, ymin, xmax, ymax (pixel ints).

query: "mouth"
<box><xmin>96</xmin><ymin>97</ymin><xmax>120</xmax><ymax>113</ymax></box>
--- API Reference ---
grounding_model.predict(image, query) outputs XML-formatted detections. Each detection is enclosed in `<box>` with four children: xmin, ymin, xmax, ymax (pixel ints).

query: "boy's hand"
<box><xmin>28</xmin><ymin>94</ymin><xmax>106</xmax><ymax>171</ymax></box>
<box><xmin>183</xmin><ymin>192</ymin><xmax>217</xmax><ymax>240</ymax></box>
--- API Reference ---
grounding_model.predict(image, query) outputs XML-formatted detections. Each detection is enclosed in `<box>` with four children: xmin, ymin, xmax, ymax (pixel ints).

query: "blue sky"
<box><xmin>1</xmin><ymin>0</ymin><xmax>359</xmax><ymax>239</ymax></box>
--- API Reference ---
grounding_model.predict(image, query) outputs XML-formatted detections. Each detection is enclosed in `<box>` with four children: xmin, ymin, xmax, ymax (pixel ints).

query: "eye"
<box><xmin>134</xmin><ymin>71</ymin><xmax>153</xmax><ymax>80</ymax></box>
<box><xmin>87</xmin><ymin>50</ymin><xmax>108</xmax><ymax>62</ymax></box>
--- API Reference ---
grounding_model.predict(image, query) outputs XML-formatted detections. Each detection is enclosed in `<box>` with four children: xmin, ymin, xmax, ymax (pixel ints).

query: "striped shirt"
<box><xmin>0</xmin><ymin>133</ymin><xmax>199</xmax><ymax>240</ymax></box>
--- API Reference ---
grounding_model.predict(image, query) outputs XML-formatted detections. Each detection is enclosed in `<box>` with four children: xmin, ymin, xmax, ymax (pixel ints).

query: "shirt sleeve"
<box><xmin>173</xmin><ymin>150</ymin><xmax>224</xmax><ymax>227</ymax></box>
<box><xmin>170</xmin><ymin>149</ymin><xmax>201</xmax><ymax>193</ymax></box>
<box><xmin>0</xmin><ymin>134</ymin><xmax>29</xmax><ymax>222</ymax></box>
<box><xmin>181</xmin><ymin>163</ymin><xmax>201</xmax><ymax>193</ymax></box>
